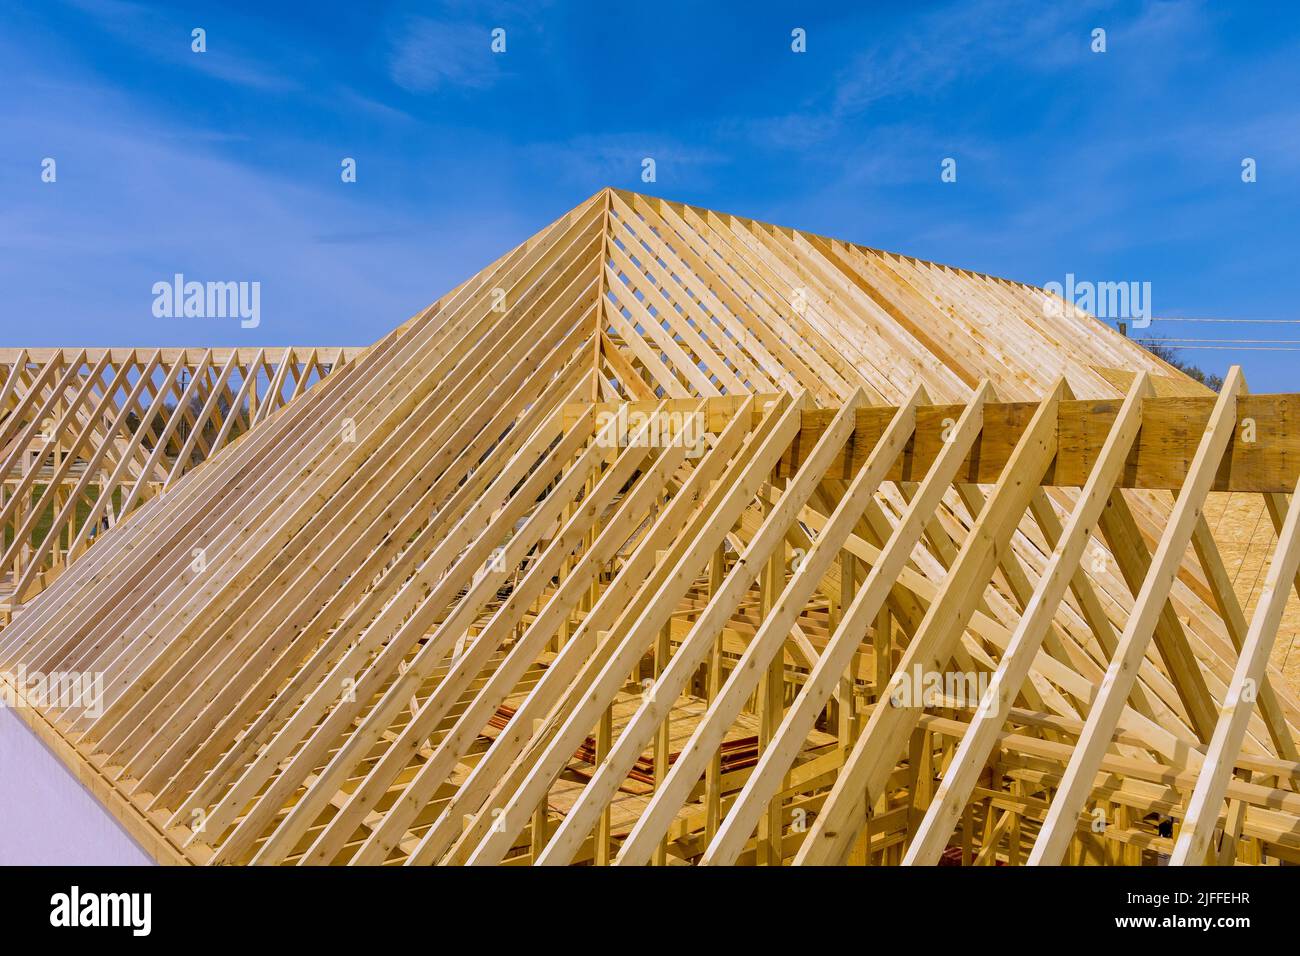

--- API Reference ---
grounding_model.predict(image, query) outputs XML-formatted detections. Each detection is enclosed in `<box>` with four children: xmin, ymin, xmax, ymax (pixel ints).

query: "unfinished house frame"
<box><xmin>1</xmin><ymin>188</ymin><xmax>1298</xmax><ymax>866</ymax></box>
<box><xmin>0</xmin><ymin>348</ymin><xmax>359</xmax><ymax>611</ymax></box>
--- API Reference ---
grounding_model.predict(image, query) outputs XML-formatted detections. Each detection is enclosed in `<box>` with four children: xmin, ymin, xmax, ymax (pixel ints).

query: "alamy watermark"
<box><xmin>50</xmin><ymin>886</ymin><xmax>151</xmax><ymax>936</ymax></box>
<box><xmin>1042</xmin><ymin>272</ymin><xmax>1151</xmax><ymax>328</ymax></box>
<box><xmin>1</xmin><ymin>666</ymin><xmax>104</xmax><ymax>718</ymax></box>
<box><xmin>886</xmin><ymin>664</ymin><xmax>991</xmax><ymax>709</ymax></box>
<box><xmin>594</xmin><ymin>407</ymin><xmax>707</xmax><ymax>458</ymax></box>
<box><xmin>152</xmin><ymin>273</ymin><xmax>260</xmax><ymax>328</ymax></box>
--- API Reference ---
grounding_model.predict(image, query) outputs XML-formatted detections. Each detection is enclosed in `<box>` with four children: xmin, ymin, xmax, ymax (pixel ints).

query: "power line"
<box><xmin>1150</xmin><ymin>316</ymin><xmax>1300</xmax><ymax>324</ymax></box>
<box><xmin>1134</xmin><ymin>337</ymin><xmax>1300</xmax><ymax>345</ymax></box>
<box><xmin>1133</xmin><ymin>344</ymin><xmax>1300</xmax><ymax>352</ymax></box>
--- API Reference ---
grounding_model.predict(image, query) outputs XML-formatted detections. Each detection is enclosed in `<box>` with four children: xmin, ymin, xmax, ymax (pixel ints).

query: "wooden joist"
<box><xmin>571</xmin><ymin>392</ymin><xmax>1300</xmax><ymax>492</ymax></box>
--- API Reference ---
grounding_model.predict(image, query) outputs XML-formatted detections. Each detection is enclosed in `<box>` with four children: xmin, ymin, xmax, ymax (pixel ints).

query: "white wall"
<box><xmin>0</xmin><ymin>706</ymin><xmax>152</xmax><ymax>865</ymax></box>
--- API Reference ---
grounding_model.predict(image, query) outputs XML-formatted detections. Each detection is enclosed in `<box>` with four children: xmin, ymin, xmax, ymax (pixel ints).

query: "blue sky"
<box><xmin>3</xmin><ymin>0</ymin><xmax>1299</xmax><ymax>389</ymax></box>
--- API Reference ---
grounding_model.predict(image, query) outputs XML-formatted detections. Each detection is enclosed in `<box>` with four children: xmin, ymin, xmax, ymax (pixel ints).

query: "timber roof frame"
<box><xmin>0</xmin><ymin>347</ymin><xmax>360</xmax><ymax>607</ymax></box>
<box><xmin>1</xmin><ymin>188</ymin><xmax>1298</xmax><ymax>867</ymax></box>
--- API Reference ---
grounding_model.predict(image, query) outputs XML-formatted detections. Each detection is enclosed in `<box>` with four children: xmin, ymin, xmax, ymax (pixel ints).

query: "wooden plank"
<box><xmin>796</xmin><ymin>380</ymin><xmax>1064</xmax><ymax>865</ymax></box>
<box><xmin>568</xmin><ymin>394</ymin><xmax>1300</xmax><ymax>493</ymax></box>
<box><xmin>903</xmin><ymin>374</ymin><xmax>1150</xmax><ymax>864</ymax></box>
<box><xmin>1171</xmin><ymin>479</ymin><xmax>1300</xmax><ymax>864</ymax></box>
<box><xmin>1028</xmin><ymin>367</ymin><xmax>1244</xmax><ymax>865</ymax></box>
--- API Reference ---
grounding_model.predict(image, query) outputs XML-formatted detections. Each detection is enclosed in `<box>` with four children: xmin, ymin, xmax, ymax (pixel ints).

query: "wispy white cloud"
<box><xmin>60</xmin><ymin>0</ymin><xmax>301</xmax><ymax>92</ymax></box>
<box><xmin>386</xmin><ymin>17</ymin><xmax>505</xmax><ymax>93</ymax></box>
<box><xmin>0</xmin><ymin>28</ymin><xmax>533</xmax><ymax>345</ymax></box>
<box><xmin>729</xmin><ymin>0</ymin><xmax>1114</xmax><ymax>155</ymax></box>
<box><xmin>524</xmin><ymin>133</ymin><xmax>726</xmax><ymax>188</ymax></box>
<box><xmin>832</xmin><ymin>0</ymin><xmax>1108</xmax><ymax>115</ymax></box>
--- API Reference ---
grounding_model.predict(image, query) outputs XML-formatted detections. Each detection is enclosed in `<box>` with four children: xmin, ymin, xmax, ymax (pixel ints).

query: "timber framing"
<box><xmin>1</xmin><ymin>188</ymin><xmax>1298</xmax><ymax>867</ymax></box>
<box><xmin>0</xmin><ymin>347</ymin><xmax>361</xmax><ymax>607</ymax></box>
<box><xmin>574</xmin><ymin>394</ymin><xmax>1300</xmax><ymax>492</ymax></box>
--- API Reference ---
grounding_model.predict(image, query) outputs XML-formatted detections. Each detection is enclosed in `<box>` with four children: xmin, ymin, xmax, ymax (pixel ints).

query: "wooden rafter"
<box><xmin>0</xmin><ymin>347</ymin><xmax>359</xmax><ymax>606</ymax></box>
<box><xmin>2</xmin><ymin>189</ymin><xmax>1298</xmax><ymax>868</ymax></box>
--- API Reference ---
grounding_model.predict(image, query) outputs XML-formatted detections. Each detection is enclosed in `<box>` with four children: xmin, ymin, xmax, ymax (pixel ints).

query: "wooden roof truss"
<box><xmin>0</xmin><ymin>347</ymin><xmax>359</xmax><ymax>607</ymax></box>
<box><xmin>1</xmin><ymin>189</ymin><xmax>1298</xmax><ymax>867</ymax></box>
